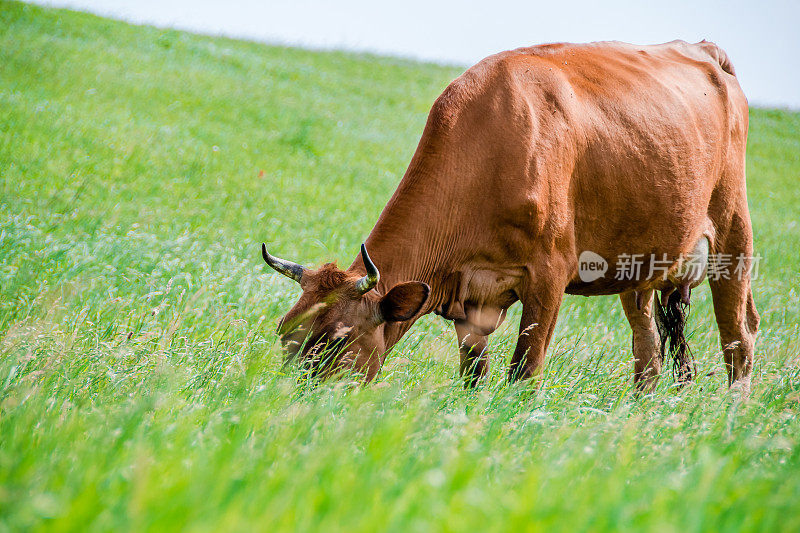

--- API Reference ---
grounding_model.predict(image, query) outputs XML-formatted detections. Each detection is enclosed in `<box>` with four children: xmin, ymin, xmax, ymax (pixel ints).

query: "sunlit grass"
<box><xmin>1</xmin><ymin>1</ymin><xmax>799</xmax><ymax>531</ymax></box>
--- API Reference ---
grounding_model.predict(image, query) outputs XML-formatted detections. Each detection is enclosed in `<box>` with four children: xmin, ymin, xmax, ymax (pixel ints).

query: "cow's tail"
<box><xmin>697</xmin><ymin>40</ymin><xmax>736</xmax><ymax>76</ymax></box>
<box><xmin>654</xmin><ymin>289</ymin><xmax>696</xmax><ymax>385</ymax></box>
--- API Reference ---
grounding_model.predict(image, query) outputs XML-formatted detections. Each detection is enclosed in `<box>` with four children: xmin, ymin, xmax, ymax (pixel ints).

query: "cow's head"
<box><xmin>263</xmin><ymin>243</ymin><xmax>430</xmax><ymax>380</ymax></box>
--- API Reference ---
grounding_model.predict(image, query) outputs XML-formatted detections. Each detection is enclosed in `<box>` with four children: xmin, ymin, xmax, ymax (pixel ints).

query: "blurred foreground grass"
<box><xmin>1</xmin><ymin>2</ymin><xmax>800</xmax><ymax>531</ymax></box>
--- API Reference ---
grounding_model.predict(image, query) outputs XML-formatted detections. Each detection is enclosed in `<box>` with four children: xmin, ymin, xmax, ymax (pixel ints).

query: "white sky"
<box><xmin>31</xmin><ymin>0</ymin><xmax>800</xmax><ymax>109</ymax></box>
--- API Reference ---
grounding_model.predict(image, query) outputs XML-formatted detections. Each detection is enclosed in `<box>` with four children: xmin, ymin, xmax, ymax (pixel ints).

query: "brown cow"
<box><xmin>264</xmin><ymin>40</ymin><xmax>759</xmax><ymax>395</ymax></box>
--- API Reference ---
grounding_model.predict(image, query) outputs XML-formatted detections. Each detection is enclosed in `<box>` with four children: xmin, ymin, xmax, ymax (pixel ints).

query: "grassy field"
<box><xmin>2</xmin><ymin>2</ymin><xmax>800</xmax><ymax>531</ymax></box>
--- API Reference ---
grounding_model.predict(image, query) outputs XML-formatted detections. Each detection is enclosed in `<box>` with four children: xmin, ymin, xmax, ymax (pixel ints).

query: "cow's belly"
<box><xmin>565</xmin><ymin>226</ymin><xmax>713</xmax><ymax>296</ymax></box>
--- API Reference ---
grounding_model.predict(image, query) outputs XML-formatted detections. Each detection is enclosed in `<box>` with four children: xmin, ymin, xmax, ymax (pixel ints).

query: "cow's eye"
<box><xmin>327</xmin><ymin>334</ymin><xmax>350</xmax><ymax>353</ymax></box>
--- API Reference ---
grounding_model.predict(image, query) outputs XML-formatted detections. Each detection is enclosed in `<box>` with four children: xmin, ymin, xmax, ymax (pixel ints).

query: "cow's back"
<box><xmin>466</xmin><ymin>41</ymin><xmax>748</xmax><ymax>293</ymax></box>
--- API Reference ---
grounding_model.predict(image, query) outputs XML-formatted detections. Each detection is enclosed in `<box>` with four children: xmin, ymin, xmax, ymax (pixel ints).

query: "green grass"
<box><xmin>2</xmin><ymin>2</ymin><xmax>800</xmax><ymax>531</ymax></box>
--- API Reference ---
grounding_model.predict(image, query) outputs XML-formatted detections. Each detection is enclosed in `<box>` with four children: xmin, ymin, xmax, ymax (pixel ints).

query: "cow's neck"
<box><xmin>347</xmin><ymin>167</ymin><xmax>467</xmax><ymax>347</ymax></box>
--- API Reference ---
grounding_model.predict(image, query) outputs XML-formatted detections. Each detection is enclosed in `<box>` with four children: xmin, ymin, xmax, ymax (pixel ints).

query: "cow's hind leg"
<box><xmin>709</xmin><ymin>257</ymin><xmax>759</xmax><ymax>396</ymax></box>
<box><xmin>620</xmin><ymin>290</ymin><xmax>662</xmax><ymax>394</ymax></box>
<box><xmin>709</xmin><ymin>210</ymin><xmax>760</xmax><ymax>397</ymax></box>
<box><xmin>454</xmin><ymin>321</ymin><xmax>490</xmax><ymax>388</ymax></box>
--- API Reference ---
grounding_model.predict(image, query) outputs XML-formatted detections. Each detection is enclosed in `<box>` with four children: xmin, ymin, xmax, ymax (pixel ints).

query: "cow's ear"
<box><xmin>379</xmin><ymin>282</ymin><xmax>430</xmax><ymax>322</ymax></box>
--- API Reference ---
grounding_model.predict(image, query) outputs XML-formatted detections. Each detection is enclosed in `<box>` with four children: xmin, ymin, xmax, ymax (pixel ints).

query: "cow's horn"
<box><xmin>262</xmin><ymin>243</ymin><xmax>306</xmax><ymax>282</ymax></box>
<box><xmin>355</xmin><ymin>243</ymin><xmax>380</xmax><ymax>294</ymax></box>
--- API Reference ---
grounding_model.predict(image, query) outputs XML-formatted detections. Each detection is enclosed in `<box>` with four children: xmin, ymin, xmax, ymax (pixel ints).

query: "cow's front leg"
<box><xmin>453</xmin><ymin>304</ymin><xmax>507</xmax><ymax>388</ymax></box>
<box><xmin>508</xmin><ymin>277</ymin><xmax>565</xmax><ymax>383</ymax></box>
<box><xmin>454</xmin><ymin>320</ymin><xmax>490</xmax><ymax>388</ymax></box>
